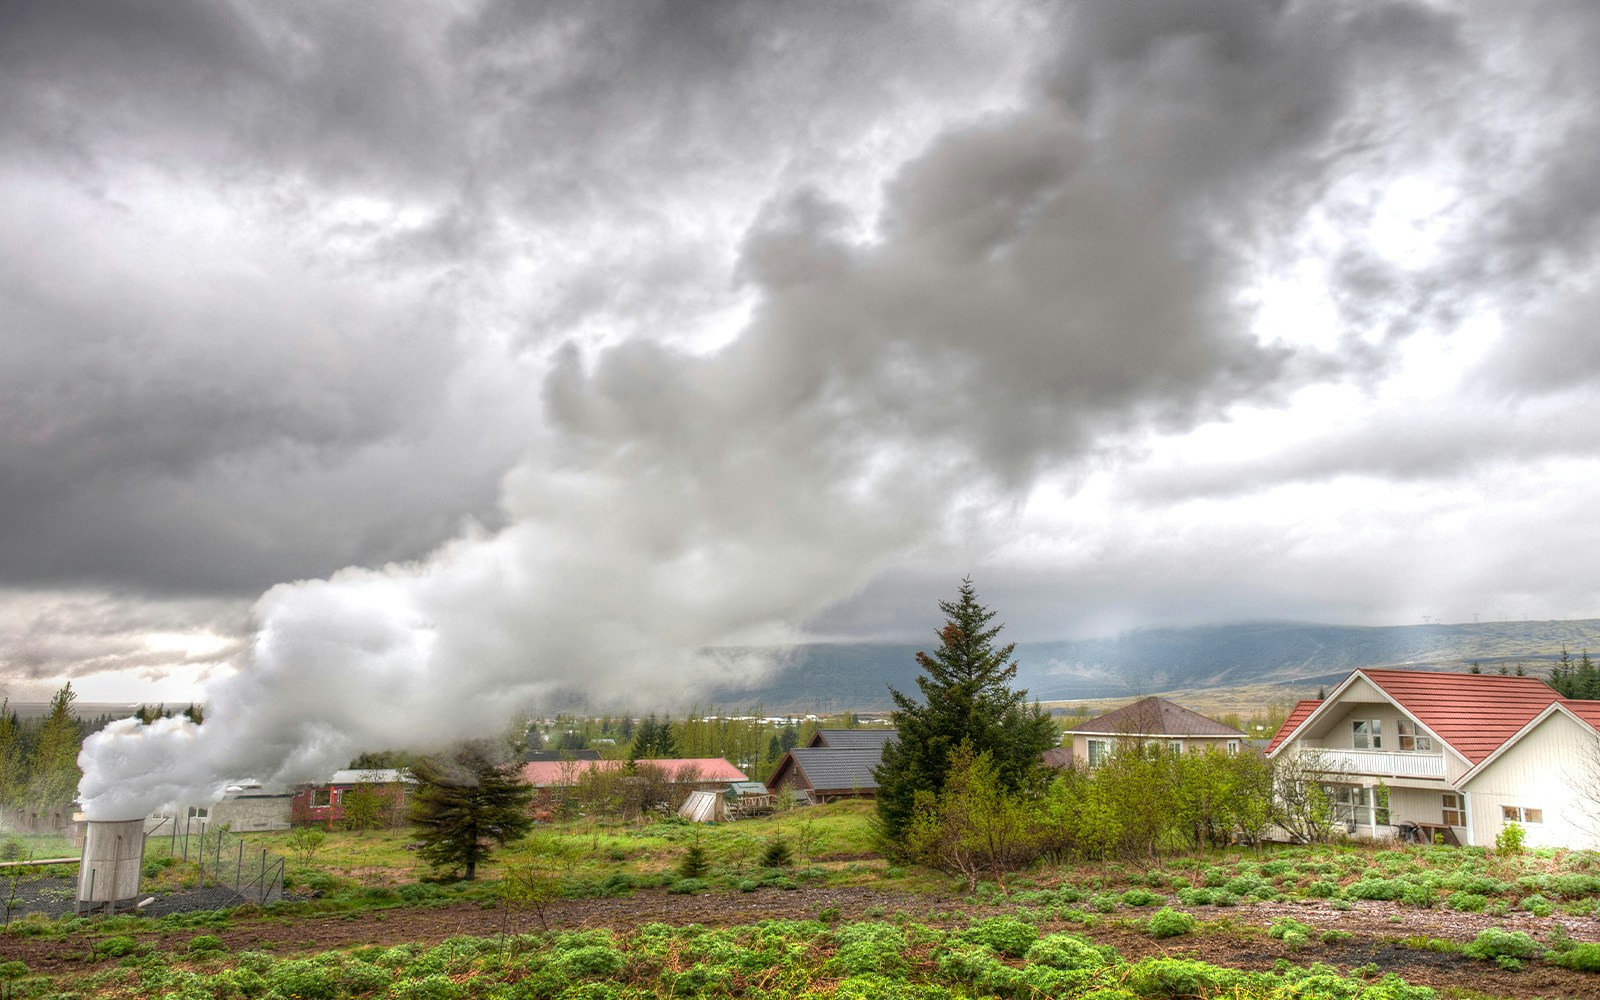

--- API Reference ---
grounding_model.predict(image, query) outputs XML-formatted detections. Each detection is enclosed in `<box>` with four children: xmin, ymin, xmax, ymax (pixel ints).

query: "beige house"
<box><xmin>1063</xmin><ymin>696</ymin><xmax>1248</xmax><ymax>766</ymax></box>
<box><xmin>1266</xmin><ymin>668</ymin><xmax>1600</xmax><ymax>850</ymax></box>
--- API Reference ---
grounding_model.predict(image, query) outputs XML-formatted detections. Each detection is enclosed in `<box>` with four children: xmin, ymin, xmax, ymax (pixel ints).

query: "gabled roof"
<box><xmin>806</xmin><ymin>729</ymin><xmax>898</xmax><ymax>749</ymax></box>
<box><xmin>1457</xmin><ymin>699</ymin><xmax>1600</xmax><ymax>787</ymax></box>
<box><xmin>772</xmin><ymin>747</ymin><xmax>883</xmax><ymax>794</ymax></box>
<box><xmin>520</xmin><ymin>757</ymin><xmax>746</xmax><ymax>787</ymax></box>
<box><xmin>1264</xmin><ymin>700</ymin><xmax>1322</xmax><ymax>755</ymax></box>
<box><xmin>1267</xmin><ymin>668</ymin><xmax>1566</xmax><ymax>765</ymax></box>
<box><xmin>1064</xmin><ymin>697</ymin><xmax>1246</xmax><ymax>739</ymax></box>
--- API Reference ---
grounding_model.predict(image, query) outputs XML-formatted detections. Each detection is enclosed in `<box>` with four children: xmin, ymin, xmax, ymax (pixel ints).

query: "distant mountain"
<box><xmin>705</xmin><ymin>619</ymin><xmax>1600</xmax><ymax>712</ymax></box>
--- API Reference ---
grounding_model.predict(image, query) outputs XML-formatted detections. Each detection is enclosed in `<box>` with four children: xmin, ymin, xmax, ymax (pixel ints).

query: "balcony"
<box><xmin>1301</xmin><ymin>748</ymin><xmax>1445</xmax><ymax>779</ymax></box>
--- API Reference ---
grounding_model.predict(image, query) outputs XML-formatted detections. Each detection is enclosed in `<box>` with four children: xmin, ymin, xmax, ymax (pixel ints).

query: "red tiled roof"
<box><xmin>1560</xmin><ymin>699</ymin><xmax>1600</xmax><ymax>731</ymax></box>
<box><xmin>520</xmin><ymin>757</ymin><xmax>747</xmax><ymax>787</ymax></box>
<box><xmin>1268</xmin><ymin>669</ymin><xmax>1566</xmax><ymax>764</ymax></box>
<box><xmin>1359</xmin><ymin>669</ymin><xmax>1561</xmax><ymax>764</ymax></box>
<box><xmin>1265</xmin><ymin>699</ymin><xmax>1321</xmax><ymax>755</ymax></box>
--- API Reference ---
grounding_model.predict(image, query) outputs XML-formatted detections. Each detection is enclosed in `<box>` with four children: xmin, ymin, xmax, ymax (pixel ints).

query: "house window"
<box><xmin>1168</xmin><ymin>740</ymin><xmax>1184</xmax><ymax>753</ymax></box>
<box><xmin>1397</xmin><ymin>719</ymin><xmax>1433</xmax><ymax>752</ymax></box>
<box><xmin>312</xmin><ymin>788</ymin><xmax>333</xmax><ymax>808</ymax></box>
<box><xmin>186</xmin><ymin>806</ymin><xmax>208</xmax><ymax>819</ymax></box>
<box><xmin>1352</xmin><ymin>720</ymin><xmax>1383</xmax><ymax>749</ymax></box>
<box><xmin>1329</xmin><ymin>785</ymin><xmax>1372</xmax><ymax>825</ymax></box>
<box><xmin>1442</xmin><ymin>793</ymin><xmax>1465</xmax><ymax>826</ymax></box>
<box><xmin>1086</xmin><ymin>739</ymin><xmax>1110</xmax><ymax>767</ymax></box>
<box><xmin>1501</xmin><ymin>805</ymin><xmax>1543</xmax><ymax>825</ymax></box>
<box><xmin>1226</xmin><ymin>740</ymin><xmax>1240</xmax><ymax>754</ymax></box>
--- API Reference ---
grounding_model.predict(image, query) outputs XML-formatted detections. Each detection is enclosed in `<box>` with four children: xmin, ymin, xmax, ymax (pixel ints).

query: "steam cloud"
<box><xmin>67</xmin><ymin>1</ymin><xmax>1600</xmax><ymax>816</ymax></box>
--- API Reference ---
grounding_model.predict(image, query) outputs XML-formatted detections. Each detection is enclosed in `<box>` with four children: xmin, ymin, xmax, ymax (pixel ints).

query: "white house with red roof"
<box><xmin>1266</xmin><ymin>668</ymin><xmax>1600</xmax><ymax>849</ymax></box>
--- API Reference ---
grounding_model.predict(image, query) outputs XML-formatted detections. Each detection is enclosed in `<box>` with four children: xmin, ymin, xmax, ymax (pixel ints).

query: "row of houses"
<box><xmin>144</xmin><ymin>668</ymin><xmax>1600</xmax><ymax>851</ymax></box>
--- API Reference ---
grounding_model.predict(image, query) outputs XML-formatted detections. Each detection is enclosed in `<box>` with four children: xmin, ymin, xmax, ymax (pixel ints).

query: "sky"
<box><xmin>6</xmin><ymin>0</ymin><xmax>1600</xmax><ymax>716</ymax></box>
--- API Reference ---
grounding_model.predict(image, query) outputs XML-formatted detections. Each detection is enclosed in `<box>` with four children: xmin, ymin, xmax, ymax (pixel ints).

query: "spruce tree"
<box><xmin>0</xmin><ymin>702</ymin><xmax>25</xmax><ymax>807</ymax></box>
<box><xmin>874</xmin><ymin>579</ymin><xmax>1058</xmax><ymax>839</ymax></box>
<box><xmin>28</xmin><ymin>683</ymin><xmax>82</xmax><ymax>808</ymax></box>
<box><xmin>409</xmin><ymin>742</ymin><xmax>533</xmax><ymax>881</ymax></box>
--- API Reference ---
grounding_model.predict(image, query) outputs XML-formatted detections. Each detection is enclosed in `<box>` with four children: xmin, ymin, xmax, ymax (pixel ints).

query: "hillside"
<box><xmin>706</xmin><ymin>618</ymin><xmax>1600</xmax><ymax>713</ymax></box>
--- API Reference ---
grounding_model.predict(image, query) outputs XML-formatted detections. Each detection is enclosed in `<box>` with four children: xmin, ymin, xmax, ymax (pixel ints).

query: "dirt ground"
<box><xmin>4</xmin><ymin>886</ymin><xmax>1598</xmax><ymax>999</ymax></box>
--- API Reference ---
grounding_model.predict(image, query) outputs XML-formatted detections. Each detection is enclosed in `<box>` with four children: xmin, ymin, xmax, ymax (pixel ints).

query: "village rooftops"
<box><xmin>520</xmin><ymin>757</ymin><xmax>747</xmax><ymax>787</ymax></box>
<box><xmin>1064</xmin><ymin>696</ymin><xmax>1246</xmax><ymax>739</ymax></box>
<box><xmin>805</xmin><ymin>729</ymin><xmax>898</xmax><ymax>749</ymax></box>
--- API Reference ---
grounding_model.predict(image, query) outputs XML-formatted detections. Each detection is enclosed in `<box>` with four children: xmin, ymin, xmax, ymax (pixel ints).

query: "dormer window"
<box><xmin>1352</xmin><ymin>719</ymin><xmax>1383</xmax><ymax>749</ymax></box>
<box><xmin>1397</xmin><ymin>719</ymin><xmax>1433</xmax><ymax>752</ymax></box>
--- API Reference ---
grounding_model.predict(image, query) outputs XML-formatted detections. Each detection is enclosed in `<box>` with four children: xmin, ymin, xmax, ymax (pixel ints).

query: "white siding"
<box><xmin>1461</xmin><ymin>712</ymin><xmax>1600</xmax><ymax>851</ymax></box>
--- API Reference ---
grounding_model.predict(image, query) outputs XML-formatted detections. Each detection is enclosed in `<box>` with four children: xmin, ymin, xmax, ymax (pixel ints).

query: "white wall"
<box><xmin>1462</xmin><ymin>711</ymin><xmax>1600</xmax><ymax>851</ymax></box>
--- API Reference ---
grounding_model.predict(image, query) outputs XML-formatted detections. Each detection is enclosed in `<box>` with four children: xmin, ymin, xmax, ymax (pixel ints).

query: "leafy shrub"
<box><xmin>1496</xmin><ymin>822</ymin><xmax>1525</xmax><ymax>855</ymax></box>
<box><xmin>667</xmin><ymin>878</ymin><xmax>708</xmax><ymax>895</ymax></box>
<box><xmin>1223</xmin><ymin>874</ymin><xmax>1275</xmax><ymax>898</ymax></box>
<box><xmin>1176</xmin><ymin>887</ymin><xmax>1214</xmax><ymax>906</ymax></box>
<box><xmin>1462</xmin><ymin>929</ymin><xmax>1542</xmax><ymax>965</ymax></box>
<box><xmin>963</xmin><ymin>916</ymin><xmax>1036</xmax><ymax>957</ymax></box>
<box><xmin>1269</xmin><ymin>918</ymin><xmax>1313</xmax><ymax>940</ymax></box>
<box><xmin>1447</xmin><ymin>892</ymin><xmax>1488</xmax><ymax>913</ymax></box>
<box><xmin>93</xmin><ymin>935</ymin><xmax>143</xmax><ymax>959</ymax></box>
<box><xmin>1303</xmin><ymin>880</ymin><xmax>1340</xmax><ymax>899</ymax></box>
<box><xmin>389</xmin><ymin>973</ymin><xmax>467</xmax><ymax>1000</ymax></box>
<box><xmin>1145</xmin><ymin>908</ymin><xmax>1196</xmax><ymax>938</ymax></box>
<box><xmin>552</xmin><ymin>944</ymin><xmax>626</xmax><ymax>979</ymax></box>
<box><xmin>1346</xmin><ymin>878</ymin><xmax>1406</xmax><ymax>901</ymax></box>
<box><xmin>1399</xmin><ymin>883</ymin><xmax>1436</xmax><ymax>907</ymax></box>
<box><xmin>236</xmin><ymin>951</ymin><xmax>277</xmax><ymax>974</ymax></box>
<box><xmin>1128</xmin><ymin>957</ymin><xmax>1241</xmax><ymax>995</ymax></box>
<box><xmin>1120</xmin><ymin>888</ymin><xmax>1163</xmax><ymax>907</ymax></box>
<box><xmin>1549</xmin><ymin>943</ymin><xmax>1600</xmax><ymax>972</ymax></box>
<box><xmin>266</xmin><ymin>960</ymin><xmax>338</xmax><ymax>1000</ymax></box>
<box><xmin>340</xmin><ymin>960</ymin><xmax>392</xmax><ymax>995</ymax></box>
<box><xmin>1321</xmin><ymin>929</ymin><xmax>1353</xmax><ymax>945</ymax></box>
<box><xmin>187</xmin><ymin>934</ymin><xmax>226</xmax><ymax>954</ymax></box>
<box><xmin>1210</xmin><ymin>890</ymin><xmax>1240</xmax><ymax>907</ymax></box>
<box><xmin>832</xmin><ymin>923</ymin><xmax>907</xmax><ymax>976</ymax></box>
<box><xmin>1025</xmin><ymin>934</ymin><xmax>1114</xmax><ymax>971</ymax></box>
<box><xmin>1089</xmin><ymin>893</ymin><xmax>1119</xmax><ymax>913</ymax></box>
<box><xmin>1520</xmin><ymin>894</ymin><xmax>1553</xmax><ymax>917</ymax></box>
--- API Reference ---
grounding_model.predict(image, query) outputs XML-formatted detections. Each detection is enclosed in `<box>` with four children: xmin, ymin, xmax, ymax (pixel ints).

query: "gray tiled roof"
<box><xmin>807</xmin><ymin>729</ymin><xmax>898</xmax><ymax>749</ymax></box>
<box><xmin>786</xmin><ymin>747</ymin><xmax>884</xmax><ymax>793</ymax></box>
<box><xmin>1064</xmin><ymin>697</ymin><xmax>1246</xmax><ymax>738</ymax></box>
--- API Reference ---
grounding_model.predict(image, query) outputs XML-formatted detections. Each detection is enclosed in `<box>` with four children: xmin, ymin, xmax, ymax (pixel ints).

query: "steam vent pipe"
<box><xmin>77</xmin><ymin>819</ymin><xmax>146</xmax><ymax>908</ymax></box>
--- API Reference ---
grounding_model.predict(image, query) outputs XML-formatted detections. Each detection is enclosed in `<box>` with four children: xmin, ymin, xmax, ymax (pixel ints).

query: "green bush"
<box><xmin>1269</xmin><ymin>918</ymin><xmax>1313</xmax><ymax>940</ymax></box>
<box><xmin>1447</xmin><ymin>892</ymin><xmax>1488</xmax><ymax>912</ymax></box>
<box><xmin>1496</xmin><ymin>822</ymin><xmax>1526</xmax><ymax>855</ymax></box>
<box><xmin>388</xmin><ymin>973</ymin><xmax>467</xmax><ymax>1000</ymax></box>
<box><xmin>340</xmin><ymin>960</ymin><xmax>393</xmax><ymax>995</ymax></box>
<box><xmin>678</xmin><ymin>842</ymin><xmax>710</xmax><ymax>879</ymax></box>
<box><xmin>1303</xmin><ymin>880</ymin><xmax>1340</xmax><ymax>899</ymax></box>
<box><xmin>1346</xmin><ymin>878</ymin><xmax>1406</xmax><ymax>901</ymax></box>
<box><xmin>1145</xmin><ymin>908</ymin><xmax>1196</xmax><ymax>938</ymax></box>
<box><xmin>266</xmin><ymin>960</ymin><xmax>338</xmax><ymax>1000</ymax></box>
<box><xmin>1119</xmin><ymin>887</ymin><xmax>1163</xmax><ymax>907</ymax></box>
<box><xmin>1462</xmin><ymin>929</ymin><xmax>1542</xmax><ymax>964</ymax></box>
<box><xmin>551</xmin><ymin>944</ymin><xmax>626</xmax><ymax>980</ymax></box>
<box><xmin>1176</xmin><ymin>887</ymin><xmax>1214</xmax><ymax>906</ymax></box>
<box><xmin>1024</xmin><ymin>934</ymin><xmax>1114</xmax><ymax>971</ymax></box>
<box><xmin>1519</xmin><ymin>894</ymin><xmax>1553</xmax><ymax>917</ymax></box>
<box><xmin>1321</xmin><ymin>929</ymin><xmax>1353</xmax><ymax>944</ymax></box>
<box><xmin>187</xmin><ymin>934</ymin><xmax>226</xmax><ymax>954</ymax></box>
<box><xmin>1088</xmin><ymin>893</ymin><xmax>1119</xmax><ymax>913</ymax></box>
<box><xmin>1549</xmin><ymin>942</ymin><xmax>1600</xmax><ymax>972</ymax></box>
<box><xmin>963</xmin><ymin>916</ymin><xmax>1036</xmax><ymax>957</ymax></box>
<box><xmin>667</xmin><ymin>878</ymin><xmax>708</xmax><ymax>895</ymax></box>
<box><xmin>93</xmin><ymin>935</ymin><xmax>143</xmax><ymax>959</ymax></box>
<box><xmin>761</xmin><ymin>838</ymin><xmax>793</xmax><ymax>868</ymax></box>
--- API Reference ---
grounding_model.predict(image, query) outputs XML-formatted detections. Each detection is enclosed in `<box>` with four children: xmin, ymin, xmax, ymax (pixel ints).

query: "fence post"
<box><xmin>235</xmin><ymin>841</ymin><xmax>243</xmax><ymax>893</ymax></box>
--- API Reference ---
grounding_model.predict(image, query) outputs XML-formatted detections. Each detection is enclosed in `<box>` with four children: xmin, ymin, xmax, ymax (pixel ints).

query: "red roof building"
<box><xmin>1267</xmin><ymin>667</ymin><xmax>1600</xmax><ymax>851</ymax></box>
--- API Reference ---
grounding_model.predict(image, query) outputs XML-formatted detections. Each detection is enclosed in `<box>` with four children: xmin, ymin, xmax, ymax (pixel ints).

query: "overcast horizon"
<box><xmin>7</xmin><ymin>1</ymin><xmax>1600</xmax><ymax>709</ymax></box>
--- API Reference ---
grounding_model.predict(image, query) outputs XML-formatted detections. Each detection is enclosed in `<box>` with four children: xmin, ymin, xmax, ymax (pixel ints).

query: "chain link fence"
<box><xmin>1</xmin><ymin>819</ymin><xmax>285</xmax><ymax>925</ymax></box>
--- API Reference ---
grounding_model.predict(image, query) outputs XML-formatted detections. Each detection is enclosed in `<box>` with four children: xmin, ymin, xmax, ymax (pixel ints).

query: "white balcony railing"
<box><xmin>1304</xmin><ymin>749</ymin><xmax>1445</xmax><ymax>779</ymax></box>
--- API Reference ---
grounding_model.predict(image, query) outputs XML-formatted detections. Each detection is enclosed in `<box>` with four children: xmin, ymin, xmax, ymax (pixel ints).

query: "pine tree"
<box><xmin>27</xmin><ymin>684</ymin><xmax>82</xmax><ymax>808</ymax></box>
<box><xmin>874</xmin><ymin>579</ymin><xmax>1058</xmax><ymax>839</ymax></box>
<box><xmin>0</xmin><ymin>702</ymin><xmax>25</xmax><ymax>807</ymax></box>
<box><xmin>409</xmin><ymin>742</ymin><xmax>533</xmax><ymax>881</ymax></box>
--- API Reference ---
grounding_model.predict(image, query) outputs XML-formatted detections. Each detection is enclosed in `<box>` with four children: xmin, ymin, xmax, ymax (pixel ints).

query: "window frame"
<box><xmin>1501</xmin><ymin>805</ymin><xmax>1542</xmax><ymax>825</ymax></box>
<box><xmin>1442</xmin><ymin>793</ymin><xmax>1465</xmax><ymax>826</ymax></box>
<box><xmin>1352</xmin><ymin>719</ymin><xmax>1384</xmax><ymax>750</ymax></box>
<box><xmin>1397</xmin><ymin>718</ymin><xmax>1434</xmax><ymax>752</ymax></box>
<box><xmin>1086</xmin><ymin>739</ymin><xmax>1110</xmax><ymax>768</ymax></box>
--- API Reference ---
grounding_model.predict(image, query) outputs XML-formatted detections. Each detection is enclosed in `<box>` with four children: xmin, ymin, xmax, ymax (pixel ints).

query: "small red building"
<box><xmin>290</xmin><ymin>769</ymin><xmax>414</xmax><ymax>826</ymax></box>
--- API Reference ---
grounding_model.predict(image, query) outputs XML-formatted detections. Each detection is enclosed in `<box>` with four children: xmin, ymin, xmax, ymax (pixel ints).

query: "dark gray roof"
<box><xmin>807</xmin><ymin>729</ymin><xmax>898</xmax><ymax>749</ymax></box>
<box><xmin>785</xmin><ymin>747</ymin><xmax>884</xmax><ymax>793</ymax></box>
<box><xmin>1064</xmin><ymin>697</ymin><xmax>1246</xmax><ymax>738</ymax></box>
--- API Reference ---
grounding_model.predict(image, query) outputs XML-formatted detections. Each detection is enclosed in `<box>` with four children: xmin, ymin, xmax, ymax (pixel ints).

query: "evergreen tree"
<box><xmin>1580</xmin><ymin>651</ymin><xmax>1599</xmax><ymax>700</ymax></box>
<box><xmin>0</xmin><ymin>702</ymin><xmax>25</xmax><ymax>807</ymax></box>
<box><xmin>28</xmin><ymin>684</ymin><xmax>82</xmax><ymax>808</ymax></box>
<box><xmin>874</xmin><ymin>579</ymin><xmax>1058</xmax><ymax>839</ymax></box>
<box><xmin>409</xmin><ymin>742</ymin><xmax>533</xmax><ymax>881</ymax></box>
<box><xmin>1550</xmin><ymin>648</ymin><xmax>1575</xmax><ymax>695</ymax></box>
